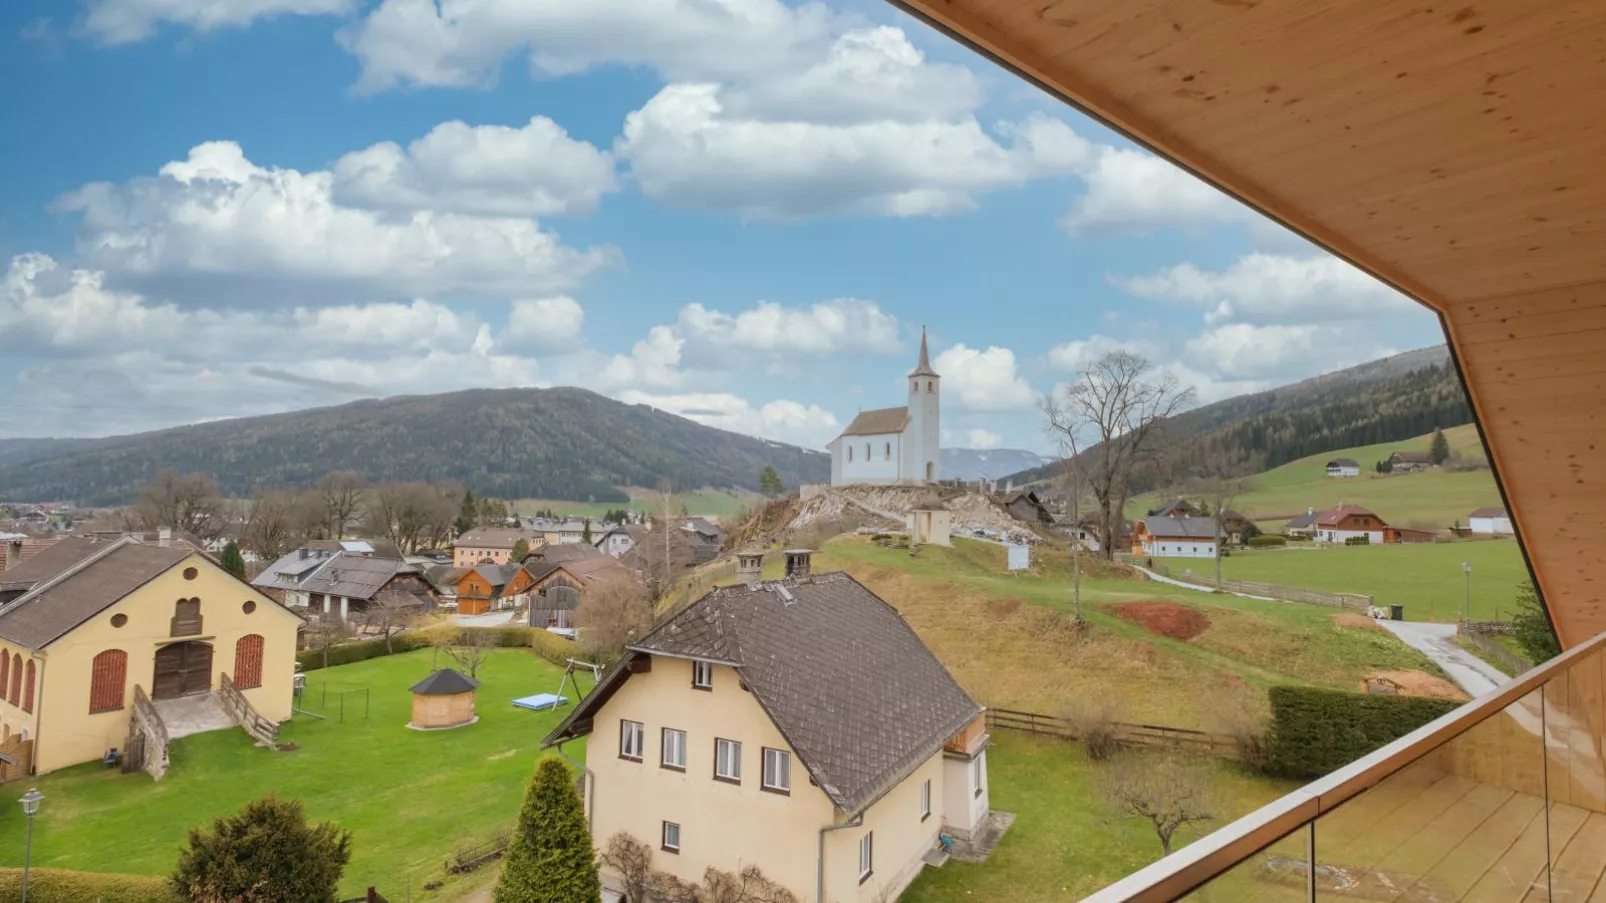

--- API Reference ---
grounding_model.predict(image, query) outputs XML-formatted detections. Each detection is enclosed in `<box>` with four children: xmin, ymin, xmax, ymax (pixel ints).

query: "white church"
<box><xmin>828</xmin><ymin>330</ymin><xmax>941</xmax><ymax>486</ymax></box>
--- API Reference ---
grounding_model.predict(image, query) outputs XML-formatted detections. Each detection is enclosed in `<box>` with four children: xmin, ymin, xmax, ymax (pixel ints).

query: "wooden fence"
<box><xmin>220</xmin><ymin>672</ymin><xmax>281</xmax><ymax>747</ymax></box>
<box><xmin>0</xmin><ymin>735</ymin><xmax>33</xmax><ymax>783</ymax></box>
<box><xmin>124</xmin><ymin>685</ymin><xmax>169</xmax><ymax>780</ymax></box>
<box><xmin>446</xmin><ymin>832</ymin><xmax>510</xmax><ymax>874</ymax></box>
<box><xmin>1455</xmin><ymin>626</ymin><xmax>1531</xmax><ymax>676</ymax></box>
<box><xmin>1148</xmin><ymin>564</ymin><xmax>1371</xmax><ymax>611</ymax></box>
<box><xmin>986</xmin><ymin>708</ymin><xmax>1240</xmax><ymax>760</ymax></box>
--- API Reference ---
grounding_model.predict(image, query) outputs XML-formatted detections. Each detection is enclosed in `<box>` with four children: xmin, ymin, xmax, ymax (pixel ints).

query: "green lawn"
<box><xmin>1163</xmin><ymin>538</ymin><xmax>1531</xmax><ymax>623</ymax></box>
<box><xmin>1127</xmin><ymin>423</ymin><xmax>1500</xmax><ymax>530</ymax></box>
<box><xmin>0</xmin><ymin>649</ymin><xmax>578</xmax><ymax>897</ymax></box>
<box><xmin>512</xmin><ymin>487</ymin><xmax>756</xmax><ymax>519</ymax></box>
<box><xmin>903</xmin><ymin>732</ymin><xmax>1298</xmax><ymax>902</ymax></box>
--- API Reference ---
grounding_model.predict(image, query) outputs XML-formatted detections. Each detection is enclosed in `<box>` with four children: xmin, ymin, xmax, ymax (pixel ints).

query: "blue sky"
<box><xmin>0</xmin><ymin>0</ymin><xmax>1444</xmax><ymax>453</ymax></box>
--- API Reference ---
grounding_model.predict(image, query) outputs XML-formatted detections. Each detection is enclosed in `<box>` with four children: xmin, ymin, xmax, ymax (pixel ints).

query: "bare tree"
<box><xmin>574</xmin><ymin>576</ymin><xmax>654</xmax><ymax>665</ymax></box>
<box><xmin>1043</xmin><ymin>352</ymin><xmax>1193</xmax><ymax>560</ymax></box>
<box><xmin>365</xmin><ymin>482</ymin><xmax>459</xmax><ymax>553</ymax></box>
<box><xmin>434</xmin><ymin>628</ymin><xmax>496</xmax><ymax>678</ymax></box>
<box><xmin>1052</xmin><ymin>454</ymin><xmax>1093</xmax><ymax>622</ymax></box>
<box><xmin>137</xmin><ymin>470</ymin><xmax>226</xmax><ymax>541</ymax></box>
<box><xmin>242</xmin><ymin>490</ymin><xmax>301</xmax><ymax>559</ymax></box>
<box><xmin>303</xmin><ymin>616</ymin><xmax>350</xmax><ymax>671</ymax></box>
<box><xmin>1099</xmin><ymin>755</ymin><xmax>1217</xmax><ymax>854</ymax></box>
<box><xmin>698</xmin><ymin>866</ymin><xmax>800</xmax><ymax>903</ymax></box>
<box><xmin>316</xmin><ymin>471</ymin><xmax>366</xmax><ymax>540</ymax></box>
<box><xmin>363</xmin><ymin>587</ymin><xmax>421</xmax><ymax>654</ymax></box>
<box><xmin>597</xmin><ymin>832</ymin><xmax>698</xmax><ymax>903</ymax></box>
<box><xmin>631</xmin><ymin>481</ymin><xmax>694</xmax><ymax>601</ymax></box>
<box><xmin>1194</xmin><ymin>474</ymin><xmax>1245</xmax><ymax>590</ymax></box>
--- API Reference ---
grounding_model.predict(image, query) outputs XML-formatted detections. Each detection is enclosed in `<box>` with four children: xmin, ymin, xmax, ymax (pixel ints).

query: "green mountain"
<box><xmin>1010</xmin><ymin>345</ymin><xmax>1474</xmax><ymax>487</ymax></box>
<box><xmin>0</xmin><ymin>387</ymin><xmax>831</xmax><ymax>506</ymax></box>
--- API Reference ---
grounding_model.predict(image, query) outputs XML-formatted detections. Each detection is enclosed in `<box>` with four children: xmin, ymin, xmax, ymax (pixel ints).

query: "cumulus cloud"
<box><xmin>1061</xmin><ymin>147</ymin><xmax>1247</xmax><ymax>237</ymax></box>
<box><xmin>332</xmin><ymin>117</ymin><xmax>617</xmax><ymax>218</ymax></box>
<box><xmin>1112</xmin><ymin>253</ymin><xmax>1416</xmax><ymax>325</ymax></box>
<box><xmin>617</xmin><ymin>391</ymin><xmax>840</xmax><ymax>448</ymax></box>
<box><xmin>967</xmin><ymin>428</ymin><xmax>1001</xmax><ymax>449</ymax></box>
<box><xmin>674</xmin><ymin>299</ymin><xmax>900</xmax><ymax>356</ymax></box>
<box><xmin>57</xmin><ymin>141</ymin><xmax>612</xmax><ymax>303</ymax></box>
<box><xmin>338</xmin><ymin>0</ymin><xmax>835</xmax><ymax>93</ymax></box>
<box><xmin>502</xmin><ymin>297</ymin><xmax>585</xmax><ymax>351</ymax></box>
<box><xmin>932</xmin><ymin>344</ymin><xmax>1036</xmax><ymax>411</ymax></box>
<box><xmin>1046</xmin><ymin>334</ymin><xmax>1155</xmax><ymax>373</ymax></box>
<box><xmin>79</xmin><ymin>0</ymin><xmax>353</xmax><ymax>44</ymax></box>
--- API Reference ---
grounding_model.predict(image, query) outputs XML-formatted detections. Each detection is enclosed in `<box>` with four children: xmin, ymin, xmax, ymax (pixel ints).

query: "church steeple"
<box><xmin>909</xmin><ymin>327</ymin><xmax>939</xmax><ymax>378</ymax></box>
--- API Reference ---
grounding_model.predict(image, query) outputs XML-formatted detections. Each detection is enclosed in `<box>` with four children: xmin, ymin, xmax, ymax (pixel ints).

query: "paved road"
<box><xmin>1378</xmin><ymin>619</ymin><xmax>1508</xmax><ymax>697</ymax></box>
<box><xmin>453</xmin><ymin>610</ymin><xmax>519</xmax><ymax>627</ymax></box>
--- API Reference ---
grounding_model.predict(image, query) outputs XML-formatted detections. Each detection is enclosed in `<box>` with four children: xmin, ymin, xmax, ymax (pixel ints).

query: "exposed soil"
<box><xmin>1333</xmin><ymin>612</ymin><xmax>1385</xmax><ymax>632</ymax></box>
<box><xmin>1107</xmin><ymin>602</ymin><xmax>1211</xmax><ymax>641</ymax></box>
<box><xmin>1364</xmin><ymin>669</ymin><xmax>1468</xmax><ymax>701</ymax></box>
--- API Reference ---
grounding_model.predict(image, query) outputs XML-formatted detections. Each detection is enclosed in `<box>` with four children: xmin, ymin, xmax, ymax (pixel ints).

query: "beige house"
<box><xmin>452</xmin><ymin>526</ymin><xmax>545</xmax><ymax>568</ymax></box>
<box><xmin>544</xmin><ymin>555</ymin><xmax>990</xmax><ymax>902</ymax></box>
<box><xmin>0</xmin><ymin>537</ymin><xmax>301</xmax><ymax>774</ymax></box>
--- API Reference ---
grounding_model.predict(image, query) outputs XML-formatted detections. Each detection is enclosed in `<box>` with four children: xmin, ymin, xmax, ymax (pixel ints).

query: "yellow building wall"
<box><xmin>0</xmin><ymin>650</ymin><xmax>41</xmax><ymax>745</ymax></box>
<box><xmin>588</xmin><ymin>656</ymin><xmax>948</xmax><ymax>902</ymax></box>
<box><xmin>453</xmin><ymin>545</ymin><xmax>513</xmax><ymax>568</ymax></box>
<box><xmin>32</xmin><ymin>553</ymin><xmax>300</xmax><ymax>774</ymax></box>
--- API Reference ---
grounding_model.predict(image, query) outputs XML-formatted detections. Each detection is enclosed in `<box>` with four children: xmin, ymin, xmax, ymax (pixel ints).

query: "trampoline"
<box><xmin>512</xmin><ymin>693</ymin><xmax>569</xmax><ymax>712</ymax></box>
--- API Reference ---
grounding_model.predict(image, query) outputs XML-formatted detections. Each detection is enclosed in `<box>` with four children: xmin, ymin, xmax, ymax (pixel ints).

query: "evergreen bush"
<box><xmin>172</xmin><ymin>796</ymin><xmax>351</xmax><ymax>903</ymax></box>
<box><xmin>1264</xmin><ymin>686</ymin><xmax>1458</xmax><ymax>779</ymax></box>
<box><xmin>1248</xmin><ymin>535</ymin><xmax>1287</xmax><ymax>548</ymax></box>
<box><xmin>494</xmin><ymin>757</ymin><xmax>600</xmax><ymax>903</ymax></box>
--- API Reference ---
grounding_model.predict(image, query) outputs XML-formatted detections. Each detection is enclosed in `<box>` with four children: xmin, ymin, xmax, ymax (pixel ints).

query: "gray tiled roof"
<box><xmin>300</xmin><ymin>552</ymin><xmax>415</xmax><ymax>601</ymax></box>
<box><xmin>544</xmin><ymin>571</ymin><xmax>982</xmax><ymax>814</ymax></box>
<box><xmin>0</xmin><ymin>537</ymin><xmax>102</xmax><ymax>592</ymax></box>
<box><xmin>411</xmin><ymin>668</ymin><xmax>480</xmax><ymax>695</ymax></box>
<box><xmin>1141</xmin><ymin>515</ymin><xmax>1223</xmax><ymax>540</ymax></box>
<box><xmin>0</xmin><ymin>540</ymin><xmax>190</xmax><ymax>649</ymax></box>
<box><xmin>837</xmin><ymin>406</ymin><xmax>910</xmax><ymax>438</ymax></box>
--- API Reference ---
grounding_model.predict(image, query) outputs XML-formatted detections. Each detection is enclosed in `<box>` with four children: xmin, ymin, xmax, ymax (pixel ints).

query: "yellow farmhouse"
<box><xmin>544</xmin><ymin>551</ymin><xmax>993</xmax><ymax>903</ymax></box>
<box><xmin>0</xmin><ymin>536</ymin><xmax>301</xmax><ymax>774</ymax></box>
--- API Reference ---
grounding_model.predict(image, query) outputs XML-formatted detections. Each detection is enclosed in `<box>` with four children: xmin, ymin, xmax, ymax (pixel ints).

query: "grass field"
<box><xmin>1168</xmin><ymin>538</ymin><xmax>1532</xmax><ymax>623</ymax></box>
<box><xmin>801</xmin><ymin>537</ymin><xmax>1448</xmax><ymax>726</ymax></box>
<box><xmin>903</xmin><ymin>732</ymin><xmax>1298</xmax><ymax>902</ymax></box>
<box><xmin>0</xmin><ymin>649</ymin><xmax>576</xmax><ymax>898</ymax></box>
<box><xmin>512</xmin><ymin>487</ymin><xmax>756</xmax><ymax>519</ymax></box>
<box><xmin>1127</xmin><ymin>423</ymin><xmax>1500</xmax><ymax>530</ymax></box>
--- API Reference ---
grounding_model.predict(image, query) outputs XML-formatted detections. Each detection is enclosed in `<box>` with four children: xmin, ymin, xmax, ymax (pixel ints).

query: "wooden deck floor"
<box><xmin>1192</xmin><ymin>764</ymin><xmax>1606</xmax><ymax>902</ymax></box>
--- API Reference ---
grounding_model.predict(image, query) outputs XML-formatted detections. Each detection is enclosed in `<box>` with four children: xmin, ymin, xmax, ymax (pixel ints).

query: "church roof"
<box><xmin>838</xmin><ymin>406</ymin><xmax>910</xmax><ymax>438</ymax></box>
<box><xmin>909</xmin><ymin>328</ymin><xmax>939</xmax><ymax>378</ymax></box>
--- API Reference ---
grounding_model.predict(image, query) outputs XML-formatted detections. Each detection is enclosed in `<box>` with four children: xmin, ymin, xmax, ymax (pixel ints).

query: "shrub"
<box><xmin>1248</xmin><ymin>534</ymin><xmax>1287</xmax><ymax>548</ymax></box>
<box><xmin>1510</xmin><ymin>582</ymin><xmax>1561</xmax><ymax>665</ymax></box>
<box><xmin>1264</xmin><ymin>686</ymin><xmax>1459</xmax><ymax>779</ymax></box>
<box><xmin>0</xmin><ymin>868</ymin><xmax>180</xmax><ymax>902</ymax></box>
<box><xmin>495</xmin><ymin>757</ymin><xmax>601</xmax><ymax>903</ymax></box>
<box><xmin>1061</xmin><ymin>696</ymin><xmax>1123</xmax><ymax>761</ymax></box>
<box><xmin>173</xmin><ymin>795</ymin><xmax>351</xmax><ymax>903</ymax></box>
<box><xmin>296</xmin><ymin>625</ymin><xmax>554</xmax><ymax>672</ymax></box>
<box><xmin>1208</xmin><ymin>694</ymin><xmax>1270</xmax><ymax>772</ymax></box>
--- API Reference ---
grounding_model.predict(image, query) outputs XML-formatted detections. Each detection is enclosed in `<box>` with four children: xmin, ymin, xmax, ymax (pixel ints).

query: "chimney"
<box><xmin>1307</xmin><ymin>507</ymin><xmax>1315</xmax><ymax>515</ymax></box>
<box><xmin>783</xmin><ymin>549</ymin><xmax>812</xmax><ymax>580</ymax></box>
<box><xmin>3</xmin><ymin>540</ymin><xmax>20</xmax><ymax>573</ymax></box>
<box><xmin>736</xmin><ymin>550</ymin><xmax>764</xmax><ymax>587</ymax></box>
<box><xmin>299</xmin><ymin>548</ymin><xmax>309</xmax><ymax>560</ymax></box>
<box><xmin>158</xmin><ymin>526</ymin><xmax>172</xmax><ymax>548</ymax></box>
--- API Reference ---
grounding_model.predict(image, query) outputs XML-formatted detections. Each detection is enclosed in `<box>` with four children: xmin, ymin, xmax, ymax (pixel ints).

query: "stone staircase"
<box><xmin>150</xmin><ymin>692</ymin><xmax>236</xmax><ymax>739</ymax></box>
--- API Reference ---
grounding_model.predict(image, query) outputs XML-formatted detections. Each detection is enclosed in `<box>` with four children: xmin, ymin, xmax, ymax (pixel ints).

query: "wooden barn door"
<box><xmin>153</xmin><ymin>641</ymin><xmax>214</xmax><ymax>699</ymax></box>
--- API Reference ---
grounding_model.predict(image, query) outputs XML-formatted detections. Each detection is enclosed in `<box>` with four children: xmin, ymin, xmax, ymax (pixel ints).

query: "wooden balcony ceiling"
<box><xmin>890</xmin><ymin>0</ymin><xmax>1606</xmax><ymax>645</ymax></box>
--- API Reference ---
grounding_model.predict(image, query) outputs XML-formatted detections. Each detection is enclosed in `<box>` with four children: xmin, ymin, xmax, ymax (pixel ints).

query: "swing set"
<box><xmin>511</xmin><ymin>658</ymin><xmax>602</xmax><ymax>712</ymax></box>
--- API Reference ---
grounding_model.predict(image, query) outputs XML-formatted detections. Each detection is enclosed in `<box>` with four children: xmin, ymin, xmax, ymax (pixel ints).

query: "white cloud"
<box><xmin>332</xmin><ymin>117</ymin><xmax>617</xmax><ymax>218</ymax></box>
<box><xmin>338</xmin><ymin>0</ymin><xmax>835</xmax><ymax>93</ymax></box>
<box><xmin>79</xmin><ymin>0</ymin><xmax>353</xmax><ymax>44</ymax></box>
<box><xmin>599</xmin><ymin>326</ymin><xmax>686</xmax><ymax>391</ymax></box>
<box><xmin>1112</xmin><ymin>253</ymin><xmax>1415</xmax><ymax>326</ymax></box>
<box><xmin>58</xmin><ymin>141</ymin><xmax>612</xmax><ymax>303</ymax></box>
<box><xmin>1061</xmin><ymin>147</ymin><xmax>1246</xmax><ymax>237</ymax></box>
<box><xmin>932</xmin><ymin>344</ymin><xmax>1036</xmax><ymax>411</ymax></box>
<box><xmin>502</xmin><ymin>297</ymin><xmax>585</xmax><ymax>351</ymax></box>
<box><xmin>1046</xmin><ymin>334</ymin><xmax>1155</xmax><ymax>373</ymax></box>
<box><xmin>616</xmin><ymin>391</ymin><xmax>839</xmax><ymax>448</ymax></box>
<box><xmin>967</xmin><ymin>428</ymin><xmax>1000</xmax><ymax>449</ymax></box>
<box><xmin>619</xmin><ymin>86</ymin><xmax>1086</xmax><ymax>218</ymax></box>
<box><xmin>674</xmin><ymin>299</ymin><xmax>900</xmax><ymax>356</ymax></box>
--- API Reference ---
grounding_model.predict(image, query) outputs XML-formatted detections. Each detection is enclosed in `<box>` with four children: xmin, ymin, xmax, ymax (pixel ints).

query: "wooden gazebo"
<box><xmin>407</xmin><ymin>668</ymin><xmax>480</xmax><ymax>730</ymax></box>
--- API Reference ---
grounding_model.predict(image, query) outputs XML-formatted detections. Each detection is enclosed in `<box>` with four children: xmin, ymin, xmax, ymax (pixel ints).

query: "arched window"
<box><xmin>0</xmin><ymin>649</ymin><xmax>8</xmax><ymax>699</ymax></box>
<box><xmin>6</xmin><ymin>654</ymin><xmax>18</xmax><ymax>706</ymax></box>
<box><xmin>22</xmin><ymin>661</ymin><xmax>35</xmax><ymax>713</ymax></box>
<box><xmin>846</xmin><ymin>445</ymin><xmax>853</xmax><ymax>462</ymax></box>
<box><xmin>884</xmin><ymin>442</ymin><xmax>891</xmax><ymax>459</ymax></box>
<box><xmin>234</xmin><ymin>634</ymin><xmax>265</xmax><ymax>690</ymax></box>
<box><xmin>90</xmin><ymin>650</ymin><xmax>127</xmax><ymax>713</ymax></box>
<box><xmin>865</xmin><ymin>443</ymin><xmax>871</xmax><ymax>461</ymax></box>
<box><xmin>927</xmin><ymin>380</ymin><xmax>934</xmax><ymax>392</ymax></box>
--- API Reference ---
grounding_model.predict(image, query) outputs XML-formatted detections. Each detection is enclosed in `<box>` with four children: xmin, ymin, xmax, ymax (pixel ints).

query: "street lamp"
<box><xmin>1462</xmin><ymin>561</ymin><xmax>1473</xmax><ymax>626</ymax></box>
<box><xmin>18</xmin><ymin>787</ymin><xmax>42</xmax><ymax>903</ymax></box>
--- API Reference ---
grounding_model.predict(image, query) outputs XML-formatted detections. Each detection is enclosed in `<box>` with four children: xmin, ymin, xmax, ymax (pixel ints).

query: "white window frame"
<box><xmin>692</xmin><ymin>660</ymin><xmax>713</xmax><ymax>690</ymax></box>
<box><xmin>661</xmin><ymin>821</ymin><xmax>680</xmax><ymax>854</ymax></box>
<box><xmin>761</xmin><ymin>747</ymin><xmax>791</xmax><ymax>794</ymax></box>
<box><xmin>858</xmin><ymin>832</ymin><xmax>873</xmax><ymax>883</ymax></box>
<box><xmin>920</xmin><ymin>778</ymin><xmax>931</xmax><ymax>821</ymax></box>
<box><xmin>661</xmin><ymin>728</ymin><xmax>687</xmax><ymax>771</ymax></box>
<box><xmin>714</xmin><ymin>738</ymin><xmax>742</xmax><ymax>783</ymax></box>
<box><xmin>619</xmin><ymin>720</ymin><xmax>644</xmax><ymax>761</ymax></box>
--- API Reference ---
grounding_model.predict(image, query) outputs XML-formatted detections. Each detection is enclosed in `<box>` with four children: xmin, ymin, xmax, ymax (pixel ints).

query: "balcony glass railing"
<box><xmin>1085</xmin><ymin>629</ymin><xmax>1606</xmax><ymax>902</ymax></box>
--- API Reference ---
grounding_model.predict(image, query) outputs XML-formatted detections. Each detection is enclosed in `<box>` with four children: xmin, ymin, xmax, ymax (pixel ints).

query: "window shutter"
<box><xmin>171</xmin><ymin>598</ymin><xmax>203</xmax><ymax>636</ymax></box>
<box><xmin>22</xmin><ymin>661</ymin><xmax>35</xmax><ymax>713</ymax></box>
<box><xmin>234</xmin><ymin>634</ymin><xmax>264</xmax><ymax>689</ymax></box>
<box><xmin>89</xmin><ymin>650</ymin><xmax>128</xmax><ymax>713</ymax></box>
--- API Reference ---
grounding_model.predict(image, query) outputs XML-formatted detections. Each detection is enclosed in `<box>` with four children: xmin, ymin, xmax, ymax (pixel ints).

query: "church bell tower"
<box><xmin>906</xmin><ymin>328</ymin><xmax>941</xmax><ymax>484</ymax></box>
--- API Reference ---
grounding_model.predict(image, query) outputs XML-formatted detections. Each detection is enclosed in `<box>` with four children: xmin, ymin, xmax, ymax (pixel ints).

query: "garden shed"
<box><xmin>408</xmin><ymin>668</ymin><xmax>479</xmax><ymax>730</ymax></box>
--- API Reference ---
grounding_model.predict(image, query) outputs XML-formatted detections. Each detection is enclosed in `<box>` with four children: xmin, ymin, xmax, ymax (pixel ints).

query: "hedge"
<box><xmin>298</xmin><ymin>625</ymin><xmax>577</xmax><ymax>672</ymax></box>
<box><xmin>1265</xmin><ymin>686</ymin><xmax>1460</xmax><ymax>779</ymax></box>
<box><xmin>1249</xmin><ymin>534</ymin><xmax>1287</xmax><ymax>548</ymax></box>
<box><xmin>0</xmin><ymin>868</ymin><xmax>180</xmax><ymax>903</ymax></box>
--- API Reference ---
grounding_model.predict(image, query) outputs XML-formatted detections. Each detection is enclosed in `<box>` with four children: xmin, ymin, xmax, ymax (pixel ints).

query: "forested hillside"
<box><xmin>1009</xmin><ymin>345</ymin><xmax>1474</xmax><ymax>487</ymax></box>
<box><xmin>0</xmin><ymin>387</ymin><xmax>831</xmax><ymax>506</ymax></box>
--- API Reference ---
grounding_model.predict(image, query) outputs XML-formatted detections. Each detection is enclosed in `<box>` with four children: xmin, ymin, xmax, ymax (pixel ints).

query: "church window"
<box><xmin>865</xmin><ymin>443</ymin><xmax>871</xmax><ymax>461</ymax></box>
<box><xmin>847</xmin><ymin>446</ymin><xmax>853</xmax><ymax>462</ymax></box>
<box><xmin>885</xmin><ymin>442</ymin><xmax>891</xmax><ymax>459</ymax></box>
<box><xmin>927</xmin><ymin>380</ymin><xmax>934</xmax><ymax>392</ymax></box>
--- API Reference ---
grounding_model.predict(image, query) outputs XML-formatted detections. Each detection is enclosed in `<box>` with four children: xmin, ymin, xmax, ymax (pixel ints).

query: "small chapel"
<box><xmin>827</xmin><ymin>330</ymin><xmax>941</xmax><ymax>486</ymax></box>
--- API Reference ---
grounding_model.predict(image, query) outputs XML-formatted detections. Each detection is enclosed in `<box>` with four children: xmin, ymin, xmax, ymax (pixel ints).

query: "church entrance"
<box><xmin>926</xmin><ymin>461</ymin><xmax>935</xmax><ymax>482</ymax></box>
<box><xmin>152</xmin><ymin>641</ymin><xmax>213</xmax><ymax>699</ymax></box>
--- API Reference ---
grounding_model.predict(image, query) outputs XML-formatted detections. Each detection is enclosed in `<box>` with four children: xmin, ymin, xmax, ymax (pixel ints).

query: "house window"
<box><xmin>761</xmin><ymin>748</ymin><xmax>791</xmax><ymax>794</ymax></box>
<box><xmin>692</xmin><ymin>660</ymin><xmax>713</xmax><ymax>690</ymax></box>
<box><xmin>662</xmin><ymin>728</ymin><xmax>687</xmax><ymax>771</ymax></box>
<box><xmin>858</xmin><ymin>832</ymin><xmax>874</xmax><ymax>883</ymax></box>
<box><xmin>920</xmin><ymin>779</ymin><xmax>931</xmax><ymax>821</ymax></box>
<box><xmin>972</xmin><ymin>754</ymin><xmax>985</xmax><ymax>798</ymax></box>
<box><xmin>662</xmin><ymin>821</ymin><xmax>681</xmax><ymax>854</ymax></box>
<box><xmin>90</xmin><ymin>649</ymin><xmax>128</xmax><ymax>713</ymax></box>
<box><xmin>714</xmin><ymin>738</ymin><xmax>742</xmax><ymax>783</ymax></box>
<box><xmin>619</xmin><ymin>720</ymin><xmax>644</xmax><ymax>761</ymax></box>
<box><xmin>234</xmin><ymin>634</ymin><xmax>264</xmax><ymax>689</ymax></box>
